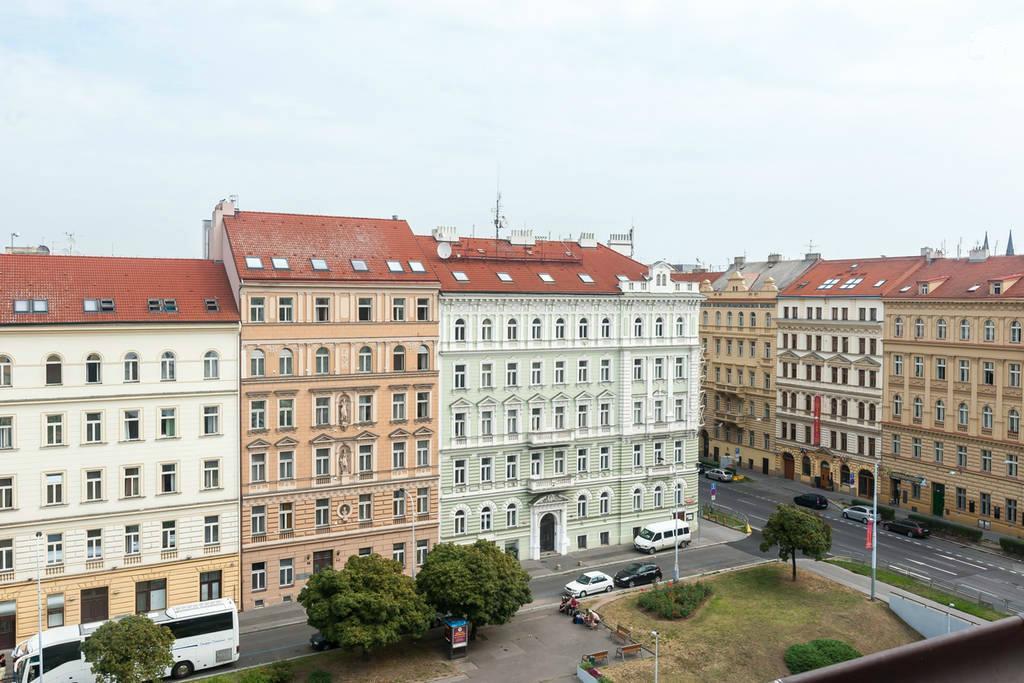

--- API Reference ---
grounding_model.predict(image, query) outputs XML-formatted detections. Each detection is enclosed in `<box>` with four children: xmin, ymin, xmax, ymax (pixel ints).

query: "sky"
<box><xmin>2</xmin><ymin>1</ymin><xmax>1022</xmax><ymax>268</ymax></box>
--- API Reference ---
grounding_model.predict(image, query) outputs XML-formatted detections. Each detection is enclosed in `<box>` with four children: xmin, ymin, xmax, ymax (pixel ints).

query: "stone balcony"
<box><xmin>525</xmin><ymin>475</ymin><xmax>576</xmax><ymax>493</ymax></box>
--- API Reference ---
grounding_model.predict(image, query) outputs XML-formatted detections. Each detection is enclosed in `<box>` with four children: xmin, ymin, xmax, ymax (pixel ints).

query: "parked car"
<box><xmin>842</xmin><ymin>505</ymin><xmax>881</xmax><ymax>523</ymax></box>
<box><xmin>614</xmin><ymin>562</ymin><xmax>663</xmax><ymax>588</ymax></box>
<box><xmin>706</xmin><ymin>468</ymin><xmax>734</xmax><ymax>482</ymax></box>
<box><xmin>310</xmin><ymin>632</ymin><xmax>338</xmax><ymax>651</ymax></box>
<box><xmin>793</xmin><ymin>493</ymin><xmax>829</xmax><ymax>510</ymax></box>
<box><xmin>633</xmin><ymin>520</ymin><xmax>692</xmax><ymax>554</ymax></box>
<box><xmin>883</xmin><ymin>519</ymin><xmax>931</xmax><ymax>538</ymax></box>
<box><xmin>564</xmin><ymin>571</ymin><xmax>614</xmax><ymax>598</ymax></box>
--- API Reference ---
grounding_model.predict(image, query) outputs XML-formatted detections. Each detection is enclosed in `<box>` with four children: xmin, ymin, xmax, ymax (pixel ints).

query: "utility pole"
<box><xmin>36</xmin><ymin>530</ymin><xmax>45</xmax><ymax>681</ymax></box>
<box><xmin>672</xmin><ymin>497</ymin><xmax>680</xmax><ymax>582</ymax></box>
<box><xmin>870</xmin><ymin>459</ymin><xmax>878</xmax><ymax>601</ymax></box>
<box><xmin>652</xmin><ymin>630</ymin><xmax>660</xmax><ymax>683</ymax></box>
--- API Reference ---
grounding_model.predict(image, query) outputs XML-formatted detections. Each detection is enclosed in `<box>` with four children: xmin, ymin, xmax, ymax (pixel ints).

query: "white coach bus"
<box><xmin>11</xmin><ymin>598</ymin><xmax>239</xmax><ymax>682</ymax></box>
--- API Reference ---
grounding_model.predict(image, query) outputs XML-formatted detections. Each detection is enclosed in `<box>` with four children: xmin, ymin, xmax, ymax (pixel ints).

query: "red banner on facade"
<box><xmin>812</xmin><ymin>395</ymin><xmax>821</xmax><ymax>446</ymax></box>
<box><xmin>865</xmin><ymin>518</ymin><xmax>874</xmax><ymax>549</ymax></box>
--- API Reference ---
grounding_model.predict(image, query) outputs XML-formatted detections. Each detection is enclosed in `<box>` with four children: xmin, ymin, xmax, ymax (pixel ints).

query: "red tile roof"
<box><xmin>415</xmin><ymin>236</ymin><xmax>648</xmax><ymax>294</ymax></box>
<box><xmin>778</xmin><ymin>256</ymin><xmax>926</xmax><ymax>297</ymax></box>
<box><xmin>884</xmin><ymin>255</ymin><xmax>1024</xmax><ymax>300</ymax></box>
<box><xmin>672</xmin><ymin>271</ymin><xmax>724</xmax><ymax>283</ymax></box>
<box><xmin>223</xmin><ymin>211</ymin><xmax>437</xmax><ymax>283</ymax></box>
<box><xmin>0</xmin><ymin>254</ymin><xmax>239</xmax><ymax>325</ymax></box>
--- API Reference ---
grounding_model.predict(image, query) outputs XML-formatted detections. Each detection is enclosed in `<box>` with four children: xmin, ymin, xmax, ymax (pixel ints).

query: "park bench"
<box><xmin>612</xmin><ymin>624</ymin><xmax>632</xmax><ymax>643</ymax></box>
<box><xmin>617</xmin><ymin>643</ymin><xmax>643</xmax><ymax>661</ymax></box>
<box><xmin>585</xmin><ymin>651</ymin><xmax>609</xmax><ymax>666</ymax></box>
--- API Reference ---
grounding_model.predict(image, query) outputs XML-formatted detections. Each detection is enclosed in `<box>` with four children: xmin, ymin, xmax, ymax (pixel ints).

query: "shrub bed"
<box><xmin>784</xmin><ymin>638</ymin><xmax>862</xmax><ymax>674</ymax></box>
<box><xmin>908</xmin><ymin>514</ymin><xmax>983</xmax><ymax>542</ymax></box>
<box><xmin>637</xmin><ymin>581</ymin><xmax>713</xmax><ymax>619</ymax></box>
<box><xmin>999</xmin><ymin>536</ymin><xmax>1024</xmax><ymax>557</ymax></box>
<box><xmin>850</xmin><ymin>499</ymin><xmax>896</xmax><ymax>521</ymax></box>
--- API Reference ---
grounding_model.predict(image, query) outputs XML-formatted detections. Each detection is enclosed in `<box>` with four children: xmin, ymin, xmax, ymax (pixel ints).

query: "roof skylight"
<box><xmin>578</xmin><ymin>273</ymin><xmax>595</xmax><ymax>283</ymax></box>
<box><xmin>873</xmin><ymin>280</ymin><xmax>886</xmax><ymax>287</ymax></box>
<box><xmin>497</xmin><ymin>272</ymin><xmax>513</xmax><ymax>282</ymax></box>
<box><xmin>271</xmin><ymin>257</ymin><xmax>290</xmax><ymax>270</ymax></box>
<box><xmin>967</xmin><ymin>284</ymin><xmax>981</xmax><ymax>292</ymax></box>
<box><xmin>31</xmin><ymin>299</ymin><xmax>48</xmax><ymax>312</ymax></box>
<box><xmin>453</xmin><ymin>271</ymin><xmax>469</xmax><ymax>282</ymax></box>
<box><xmin>899</xmin><ymin>285</ymin><xmax>912</xmax><ymax>292</ymax></box>
<box><xmin>351</xmin><ymin>259</ymin><xmax>369</xmax><ymax>272</ymax></box>
<box><xmin>838</xmin><ymin>277</ymin><xmax>864</xmax><ymax>289</ymax></box>
<box><xmin>83</xmin><ymin>298</ymin><xmax>114</xmax><ymax>312</ymax></box>
<box><xmin>310</xmin><ymin>258</ymin><xmax>329</xmax><ymax>271</ymax></box>
<box><xmin>817</xmin><ymin>278</ymin><xmax>840</xmax><ymax>290</ymax></box>
<box><xmin>409</xmin><ymin>260</ymin><xmax>426</xmax><ymax>273</ymax></box>
<box><xmin>386</xmin><ymin>260</ymin><xmax>404</xmax><ymax>273</ymax></box>
<box><xmin>205</xmin><ymin>298</ymin><xmax>220</xmax><ymax>312</ymax></box>
<box><xmin>616</xmin><ymin>275</ymin><xmax>629</xmax><ymax>282</ymax></box>
<box><xmin>539</xmin><ymin>273</ymin><xmax>554</xmax><ymax>283</ymax></box>
<box><xmin>245</xmin><ymin>256</ymin><xmax>263</xmax><ymax>269</ymax></box>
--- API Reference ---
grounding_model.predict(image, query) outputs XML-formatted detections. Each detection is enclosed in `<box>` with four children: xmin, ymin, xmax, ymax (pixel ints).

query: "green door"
<box><xmin>932</xmin><ymin>483</ymin><xmax>945</xmax><ymax>517</ymax></box>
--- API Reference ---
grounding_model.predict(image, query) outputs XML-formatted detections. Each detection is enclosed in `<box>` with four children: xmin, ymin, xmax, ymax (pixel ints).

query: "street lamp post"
<box><xmin>870</xmin><ymin>460</ymin><xmax>878</xmax><ymax>601</ymax></box>
<box><xmin>36</xmin><ymin>530</ymin><xmax>45</xmax><ymax>681</ymax></box>
<box><xmin>652</xmin><ymin>630</ymin><xmax>660</xmax><ymax>683</ymax></box>
<box><xmin>672</xmin><ymin>495</ymin><xmax>680</xmax><ymax>582</ymax></box>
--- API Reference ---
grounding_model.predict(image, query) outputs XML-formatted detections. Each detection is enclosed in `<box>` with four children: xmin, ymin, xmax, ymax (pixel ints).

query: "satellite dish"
<box><xmin>437</xmin><ymin>242</ymin><xmax>452</xmax><ymax>260</ymax></box>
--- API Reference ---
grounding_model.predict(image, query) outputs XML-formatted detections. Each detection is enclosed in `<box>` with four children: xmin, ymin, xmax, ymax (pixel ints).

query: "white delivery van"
<box><xmin>633</xmin><ymin>519</ymin><xmax>691</xmax><ymax>554</ymax></box>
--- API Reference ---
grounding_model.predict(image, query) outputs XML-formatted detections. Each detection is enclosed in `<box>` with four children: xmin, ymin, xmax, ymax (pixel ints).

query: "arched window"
<box><xmin>123</xmin><ymin>352</ymin><xmax>139</xmax><ymax>382</ymax></box>
<box><xmin>655</xmin><ymin>317</ymin><xmax>664</xmax><ymax>337</ymax></box>
<box><xmin>1010</xmin><ymin>409</ymin><xmax>1021</xmax><ymax>435</ymax></box>
<box><xmin>982</xmin><ymin>405</ymin><xmax>993</xmax><ymax>430</ymax></box>
<box><xmin>674</xmin><ymin>482</ymin><xmax>682</xmax><ymax>506</ymax></box>
<box><xmin>703</xmin><ymin>311</ymin><xmax>709</xmax><ymax>326</ymax></box>
<box><xmin>801</xmin><ymin>455</ymin><xmax>811</xmax><ymax>476</ymax></box>
<box><xmin>631</xmin><ymin>487</ymin><xmax>643</xmax><ymax>511</ymax></box>
<box><xmin>453</xmin><ymin>509</ymin><xmax>466</xmax><ymax>535</ymax></box>
<box><xmin>531</xmin><ymin>318</ymin><xmax>543</xmax><ymax>340</ymax></box>
<box><xmin>958</xmin><ymin>402</ymin><xmax>969</xmax><ymax>426</ymax></box>
<box><xmin>1012</xmin><ymin>321</ymin><xmax>1022</xmax><ymax>344</ymax></box>
<box><xmin>0</xmin><ymin>354</ymin><xmax>11</xmax><ymax>387</ymax></box>
<box><xmin>315</xmin><ymin>347</ymin><xmax>331</xmax><ymax>374</ymax></box>
<box><xmin>599</xmin><ymin>491</ymin><xmax>610</xmax><ymax>515</ymax></box>
<box><xmin>577</xmin><ymin>494</ymin><xmax>588</xmax><ymax>518</ymax></box>
<box><xmin>893</xmin><ymin>317</ymin><xmax>904</xmax><ymax>337</ymax></box>
<box><xmin>506</xmin><ymin>318</ymin><xmax>518</xmax><ymax>340</ymax></box>
<box><xmin>750</xmin><ymin>312</ymin><xmax>757</xmax><ymax>327</ymax></box>
<box><xmin>46</xmin><ymin>354</ymin><xmax>63</xmax><ymax>385</ymax></box>
<box><xmin>738</xmin><ymin>312</ymin><xmax>745</xmax><ymax>327</ymax></box>
<box><xmin>481</xmin><ymin>319</ymin><xmax>493</xmax><ymax>341</ymax></box>
<box><xmin>204</xmin><ymin>351</ymin><xmax>219</xmax><ymax>379</ymax></box>
<box><xmin>715</xmin><ymin>311</ymin><xmax>722</xmax><ymax>325</ymax></box>
<box><xmin>601</xmin><ymin>318</ymin><xmax>611</xmax><ymax>338</ymax></box>
<box><xmin>250</xmin><ymin>349</ymin><xmax>265</xmax><ymax>377</ymax></box>
<box><xmin>480</xmin><ymin>506</ymin><xmax>492</xmax><ymax>532</ymax></box>
<box><xmin>578</xmin><ymin>318</ymin><xmax>589</xmax><ymax>339</ymax></box>
<box><xmin>85</xmin><ymin>353</ymin><xmax>102</xmax><ymax>384</ymax></box>
<box><xmin>454</xmin><ymin>318</ymin><xmax>466</xmax><ymax>342</ymax></box>
<box><xmin>726</xmin><ymin>312</ymin><xmax>733</xmax><ymax>327</ymax></box>
<box><xmin>914</xmin><ymin>318</ymin><xmax>925</xmax><ymax>338</ymax></box>
<box><xmin>417</xmin><ymin>345</ymin><xmax>430</xmax><ymax>370</ymax></box>
<box><xmin>555</xmin><ymin>318</ymin><xmax>566</xmax><ymax>339</ymax></box>
<box><xmin>675</xmin><ymin>316</ymin><xmax>685</xmax><ymax>336</ymax></box>
<box><xmin>160</xmin><ymin>352</ymin><xmax>175</xmax><ymax>381</ymax></box>
<box><xmin>633</xmin><ymin>317</ymin><xmax>643</xmax><ymax>337</ymax></box>
<box><xmin>840</xmin><ymin>400</ymin><xmax>848</xmax><ymax>417</ymax></box>
<box><xmin>357</xmin><ymin>347</ymin><xmax>371</xmax><ymax>373</ymax></box>
<box><xmin>960</xmin><ymin>319</ymin><xmax>971</xmax><ymax>341</ymax></box>
<box><xmin>869</xmin><ymin>404</ymin><xmax>877</xmax><ymax>422</ymax></box>
<box><xmin>935</xmin><ymin>400</ymin><xmax>945</xmax><ymax>422</ymax></box>
<box><xmin>984</xmin><ymin>319</ymin><xmax>996</xmax><ymax>342</ymax></box>
<box><xmin>506</xmin><ymin>502</ymin><xmax>518</xmax><ymax>527</ymax></box>
<box><xmin>278</xmin><ymin>348</ymin><xmax>293</xmax><ymax>376</ymax></box>
<box><xmin>913</xmin><ymin>397</ymin><xmax>923</xmax><ymax>419</ymax></box>
<box><xmin>653</xmin><ymin>485</ymin><xmax>663</xmax><ymax>508</ymax></box>
<box><xmin>936</xmin><ymin>318</ymin><xmax>948</xmax><ymax>339</ymax></box>
<box><xmin>392</xmin><ymin>345</ymin><xmax>406</xmax><ymax>372</ymax></box>
<box><xmin>857</xmin><ymin>402</ymin><xmax>865</xmax><ymax>420</ymax></box>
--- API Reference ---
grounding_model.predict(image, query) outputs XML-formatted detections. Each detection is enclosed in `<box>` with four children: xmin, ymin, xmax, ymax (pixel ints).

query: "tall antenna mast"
<box><xmin>492</xmin><ymin>192</ymin><xmax>507</xmax><ymax>244</ymax></box>
<box><xmin>64</xmin><ymin>232</ymin><xmax>76</xmax><ymax>256</ymax></box>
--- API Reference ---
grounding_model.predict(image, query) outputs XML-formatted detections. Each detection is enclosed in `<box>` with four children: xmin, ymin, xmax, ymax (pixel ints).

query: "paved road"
<box><xmin>700</xmin><ymin>473</ymin><xmax>1024</xmax><ymax>613</ymax></box>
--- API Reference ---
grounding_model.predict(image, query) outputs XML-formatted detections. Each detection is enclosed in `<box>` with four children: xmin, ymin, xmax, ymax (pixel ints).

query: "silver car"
<box><xmin>842</xmin><ymin>505</ymin><xmax>880</xmax><ymax>523</ymax></box>
<box><xmin>705</xmin><ymin>468</ymin><xmax>734</xmax><ymax>482</ymax></box>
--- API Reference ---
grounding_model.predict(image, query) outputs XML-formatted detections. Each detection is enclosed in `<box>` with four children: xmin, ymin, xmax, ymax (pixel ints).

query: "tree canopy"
<box><xmin>298</xmin><ymin>553</ymin><xmax>433</xmax><ymax>656</ymax></box>
<box><xmin>81</xmin><ymin>614</ymin><xmax>175</xmax><ymax>683</ymax></box>
<box><xmin>416</xmin><ymin>540</ymin><xmax>532</xmax><ymax>637</ymax></box>
<box><xmin>759</xmin><ymin>504</ymin><xmax>833</xmax><ymax>580</ymax></box>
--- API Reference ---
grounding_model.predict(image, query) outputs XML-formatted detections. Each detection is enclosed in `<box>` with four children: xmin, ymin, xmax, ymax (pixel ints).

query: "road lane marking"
<box><xmin>938</xmin><ymin>554</ymin><xmax>988</xmax><ymax>570</ymax></box>
<box><xmin>905</xmin><ymin>558</ymin><xmax>958</xmax><ymax>576</ymax></box>
<box><xmin>891</xmin><ymin>564</ymin><xmax>931</xmax><ymax>581</ymax></box>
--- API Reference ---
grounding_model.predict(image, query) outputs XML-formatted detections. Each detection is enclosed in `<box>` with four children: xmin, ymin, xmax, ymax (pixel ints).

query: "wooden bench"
<box><xmin>612</xmin><ymin>624</ymin><xmax>632</xmax><ymax>643</ymax></box>
<box><xmin>617</xmin><ymin>643</ymin><xmax>643</xmax><ymax>661</ymax></box>
<box><xmin>585</xmin><ymin>651</ymin><xmax>609</xmax><ymax>666</ymax></box>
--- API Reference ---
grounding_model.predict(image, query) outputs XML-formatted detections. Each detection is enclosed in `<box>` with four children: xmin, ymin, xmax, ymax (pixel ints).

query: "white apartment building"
<box><xmin>0</xmin><ymin>255</ymin><xmax>241</xmax><ymax>646</ymax></box>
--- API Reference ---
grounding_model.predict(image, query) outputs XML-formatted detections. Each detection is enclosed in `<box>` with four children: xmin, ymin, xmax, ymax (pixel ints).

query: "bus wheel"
<box><xmin>172</xmin><ymin>661</ymin><xmax>195</xmax><ymax>679</ymax></box>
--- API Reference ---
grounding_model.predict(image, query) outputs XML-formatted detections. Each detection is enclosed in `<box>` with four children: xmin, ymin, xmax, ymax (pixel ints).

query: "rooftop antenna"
<box><xmin>64</xmin><ymin>232</ymin><xmax>76</xmax><ymax>256</ymax></box>
<box><xmin>805</xmin><ymin>239</ymin><xmax>817</xmax><ymax>253</ymax></box>
<box><xmin>492</xmin><ymin>191</ymin><xmax>507</xmax><ymax>245</ymax></box>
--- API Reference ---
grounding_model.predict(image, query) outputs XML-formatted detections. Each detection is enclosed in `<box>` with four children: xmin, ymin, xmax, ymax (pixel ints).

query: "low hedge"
<box><xmin>638</xmin><ymin>581</ymin><xmax>713</xmax><ymax>619</ymax></box>
<box><xmin>999</xmin><ymin>536</ymin><xmax>1024</xmax><ymax>557</ymax></box>
<box><xmin>850</xmin><ymin>499</ymin><xmax>896</xmax><ymax>521</ymax></box>
<box><xmin>908</xmin><ymin>513</ymin><xmax>983</xmax><ymax>542</ymax></box>
<box><xmin>784</xmin><ymin>639</ymin><xmax>862</xmax><ymax>674</ymax></box>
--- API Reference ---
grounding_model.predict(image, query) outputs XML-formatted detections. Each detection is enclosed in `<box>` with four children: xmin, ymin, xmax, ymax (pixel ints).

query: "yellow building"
<box><xmin>883</xmin><ymin>249</ymin><xmax>1024</xmax><ymax>537</ymax></box>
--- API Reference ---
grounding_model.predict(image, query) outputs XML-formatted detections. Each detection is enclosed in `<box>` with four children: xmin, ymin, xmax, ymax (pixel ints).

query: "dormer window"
<box><xmin>578</xmin><ymin>273</ymin><xmax>595</xmax><ymax>283</ymax></box>
<box><xmin>991</xmin><ymin>282</ymin><xmax>1003</xmax><ymax>295</ymax></box>
<box><xmin>245</xmin><ymin>256</ymin><xmax>263</xmax><ymax>269</ymax></box>
<box><xmin>497</xmin><ymin>272</ymin><xmax>513</xmax><ymax>282</ymax></box>
<box><xmin>452</xmin><ymin>271</ymin><xmax>469</xmax><ymax>282</ymax></box>
<box><xmin>538</xmin><ymin>273</ymin><xmax>554</xmax><ymax>283</ymax></box>
<box><xmin>351</xmin><ymin>259</ymin><xmax>369</xmax><ymax>272</ymax></box>
<box><xmin>310</xmin><ymin>258</ymin><xmax>329</xmax><ymax>271</ymax></box>
<box><xmin>205</xmin><ymin>298</ymin><xmax>220</xmax><ymax>312</ymax></box>
<box><xmin>271</xmin><ymin>257</ymin><xmax>289</xmax><ymax>270</ymax></box>
<box><xmin>918</xmin><ymin>283</ymin><xmax>929</xmax><ymax>295</ymax></box>
<box><xmin>408</xmin><ymin>261</ymin><xmax>425</xmax><ymax>273</ymax></box>
<box><xmin>386</xmin><ymin>260</ymin><xmax>404</xmax><ymax>273</ymax></box>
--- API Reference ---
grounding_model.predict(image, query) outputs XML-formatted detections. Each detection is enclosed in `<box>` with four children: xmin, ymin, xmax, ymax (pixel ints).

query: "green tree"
<box><xmin>416</xmin><ymin>540</ymin><xmax>532</xmax><ymax>639</ymax></box>
<box><xmin>81</xmin><ymin>614</ymin><xmax>175</xmax><ymax>683</ymax></box>
<box><xmin>298</xmin><ymin>553</ymin><xmax>432</xmax><ymax>658</ymax></box>
<box><xmin>759</xmin><ymin>504</ymin><xmax>832</xmax><ymax>581</ymax></box>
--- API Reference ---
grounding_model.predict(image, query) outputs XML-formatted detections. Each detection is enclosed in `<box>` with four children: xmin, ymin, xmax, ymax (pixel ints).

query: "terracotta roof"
<box><xmin>778</xmin><ymin>256</ymin><xmax>926</xmax><ymax>297</ymax></box>
<box><xmin>884</xmin><ymin>255</ymin><xmax>1024</xmax><ymax>300</ymax></box>
<box><xmin>223</xmin><ymin>211</ymin><xmax>437</xmax><ymax>283</ymax></box>
<box><xmin>415</xmin><ymin>236</ymin><xmax>648</xmax><ymax>294</ymax></box>
<box><xmin>672</xmin><ymin>271</ymin><xmax>724</xmax><ymax>283</ymax></box>
<box><xmin>0</xmin><ymin>254</ymin><xmax>239</xmax><ymax>325</ymax></box>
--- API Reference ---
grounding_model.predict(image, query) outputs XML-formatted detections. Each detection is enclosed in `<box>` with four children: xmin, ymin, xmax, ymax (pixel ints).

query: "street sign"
<box><xmin>710</xmin><ymin>483</ymin><xmax>717</xmax><ymax>495</ymax></box>
<box><xmin>711</xmin><ymin>493</ymin><xmax>716</xmax><ymax>502</ymax></box>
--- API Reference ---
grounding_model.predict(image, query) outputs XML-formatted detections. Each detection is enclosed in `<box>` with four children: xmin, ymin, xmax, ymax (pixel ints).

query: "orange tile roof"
<box><xmin>415</xmin><ymin>236</ymin><xmax>648</xmax><ymax>294</ymax></box>
<box><xmin>223</xmin><ymin>211</ymin><xmax>438</xmax><ymax>283</ymax></box>
<box><xmin>0</xmin><ymin>254</ymin><xmax>239</xmax><ymax>325</ymax></box>
<box><xmin>884</xmin><ymin>255</ymin><xmax>1024</xmax><ymax>300</ymax></box>
<box><xmin>778</xmin><ymin>256</ymin><xmax>926</xmax><ymax>297</ymax></box>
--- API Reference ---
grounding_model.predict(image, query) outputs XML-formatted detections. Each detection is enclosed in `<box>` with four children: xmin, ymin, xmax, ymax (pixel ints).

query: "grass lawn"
<box><xmin>597</xmin><ymin>563</ymin><xmax>919</xmax><ymax>683</ymax></box>
<box><xmin>701</xmin><ymin>505</ymin><xmax>747</xmax><ymax>532</ymax></box>
<box><xmin>827</xmin><ymin>559</ymin><xmax>1006</xmax><ymax>621</ymax></box>
<box><xmin>204</xmin><ymin>637</ymin><xmax>456</xmax><ymax>683</ymax></box>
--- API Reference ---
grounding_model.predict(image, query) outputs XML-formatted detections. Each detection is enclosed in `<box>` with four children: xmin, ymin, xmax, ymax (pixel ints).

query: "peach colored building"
<box><xmin>206</xmin><ymin>201</ymin><xmax>440</xmax><ymax>609</ymax></box>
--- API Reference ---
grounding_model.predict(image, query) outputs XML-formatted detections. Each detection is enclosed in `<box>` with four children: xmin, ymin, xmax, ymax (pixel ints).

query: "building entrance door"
<box><xmin>820</xmin><ymin>461</ymin><xmax>831</xmax><ymax>490</ymax></box>
<box><xmin>932</xmin><ymin>483</ymin><xmax>945</xmax><ymax>517</ymax></box>
<box><xmin>0</xmin><ymin>600</ymin><xmax>15</xmax><ymax>650</ymax></box>
<box><xmin>540</xmin><ymin>513</ymin><xmax>556</xmax><ymax>553</ymax></box>
<box><xmin>762</xmin><ymin>458</ymin><xmax>769</xmax><ymax>475</ymax></box>
<box><xmin>783</xmin><ymin>453</ymin><xmax>795</xmax><ymax>480</ymax></box>
<box><xmin>81</xmin><ymin>587</ymin><xmax>109</xmax><ymax>623</ymax></box>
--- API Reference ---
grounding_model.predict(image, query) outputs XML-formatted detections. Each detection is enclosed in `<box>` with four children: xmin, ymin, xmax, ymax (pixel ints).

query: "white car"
<box><xmin>842</xmin><ymin>505</ymin><xmax>881</xmax><ymax>523</ymax></box>
<box><xmin>705</xmin><ymin>468</ymin><xmax>734</xmax><ymax>482</ymax></box>
<box><xmin>564</xmin><ymin>571</ymin><xmax>614</xmax><ymax>598</ymax></box>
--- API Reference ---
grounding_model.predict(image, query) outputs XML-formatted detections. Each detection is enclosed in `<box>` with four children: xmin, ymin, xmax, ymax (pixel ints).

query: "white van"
<box><xmin>633</xmin><ymin>520</ymin><xmax>691</xmax><ymax>554</ymax></box>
